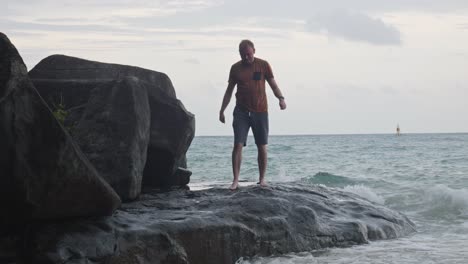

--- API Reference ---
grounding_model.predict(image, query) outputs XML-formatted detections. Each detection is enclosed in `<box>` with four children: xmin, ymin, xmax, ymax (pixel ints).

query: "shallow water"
<box><xmin>187</xmin><ymin>133</ymin><xmax>468</xmax><ymax>263</ymax></box>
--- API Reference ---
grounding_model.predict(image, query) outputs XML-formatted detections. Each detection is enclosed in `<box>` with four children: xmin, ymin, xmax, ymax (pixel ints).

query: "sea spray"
<box><xmin>421</xmin><ymin>184</ymin><xmax>468</xmax><ymax>218</ymax></box>
<box><xmin>236</xmin><ymin>252</ymin><xmax>317</xmax><ymax>264</ymax></box>
<box><xmin>276</xmin><ymin>165</ymin><xmax>291</xmax><ymax>182</ymax></box>
<box><xmin>342</xmin><ymin>184</ymin><xmax>385</xmax><ymax>205</ymax></box>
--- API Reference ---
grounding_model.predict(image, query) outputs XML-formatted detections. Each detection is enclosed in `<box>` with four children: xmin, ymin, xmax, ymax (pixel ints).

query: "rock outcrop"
<box><xmin>29</xmin><ymin>55</ymin><xmax>195</xmax><ymax>200</ymax></box>
<box><xmin>0</xmin><ymin>33</ymin><xmax>120</xmax><ymax>227</ymax></box>
<box><xmin>26</xmin><ymin>183</ymin><xmax>416</xmax><ymax>264</ymax></box>
<box><xmin>71</xmin><ymin>77</ymin><xmax>151</xmax><ymax>201</ymax></box>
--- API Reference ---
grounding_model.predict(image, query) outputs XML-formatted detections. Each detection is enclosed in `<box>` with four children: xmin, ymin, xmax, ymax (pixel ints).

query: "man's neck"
<box><xmin>242</xmin><ymin>57</ymin><xmax>255</xmax><ymax>66</ymax></box>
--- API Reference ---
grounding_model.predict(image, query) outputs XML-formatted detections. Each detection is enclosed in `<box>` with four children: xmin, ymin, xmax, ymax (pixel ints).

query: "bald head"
<box><xmin>239</xmin><ymin>39</ymin><xmax>255</xmax><ymax>51</ymax></box>
<box><xmin>239</xmin><ymin>39</ymin><xmax>255</xmax><ymax>65</ymax></box>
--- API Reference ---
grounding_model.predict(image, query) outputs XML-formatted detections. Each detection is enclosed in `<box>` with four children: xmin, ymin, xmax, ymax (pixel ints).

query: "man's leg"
<box><xmin>257</xmin><ymin>144</ymin><xmax>267</xmax><ymax>186</ymax></box>
<box><xmin>231</xmin><ymin>106</ymin><xmax>249</xmax><ymax>190</ymax></box>
<box><xmin>230</xmin><ymin>143</ymin><xmax>244</xmax><ymax>190</ymax></box>
<box><xmin>251</xmin><ymin>111</ymin><xmax>269</xmax><ymax>187</ymax></box>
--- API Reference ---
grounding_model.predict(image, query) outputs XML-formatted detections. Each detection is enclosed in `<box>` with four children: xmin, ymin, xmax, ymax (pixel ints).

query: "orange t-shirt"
<box><xmin>228</xmin><ymin>57</ymin><xmax>274</xmax><ymax>113</ymax></box>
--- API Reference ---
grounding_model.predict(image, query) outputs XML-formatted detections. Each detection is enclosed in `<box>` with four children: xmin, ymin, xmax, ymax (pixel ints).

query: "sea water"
<box><xmin>187</xmin><ymin>133</ymin><xmax>468</xmax><ymax>264</ymax></box>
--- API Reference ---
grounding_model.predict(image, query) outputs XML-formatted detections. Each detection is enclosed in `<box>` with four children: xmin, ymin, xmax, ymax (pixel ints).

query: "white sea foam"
<box><xmin>236</xmin><ymin>252</ymin><xmax>317</xmax><ymax>264</ymax></box>
<box><xmin>342</xmin><ymin>185</ymin><xmax>385</xmax><ymax>205</ymax></box>
<box><xmin>276</xmin><ymin>165</ymin><xmax>293</xmax><ymax>182</ymax></box>
<box><xmin>422</xmin><ymin>185</ymin><xmax>468</xmax><ymax>217</ymax></box>
<box><xmin>188</xmin><ymin>181</ymin><xmax>257</xmax><ymax>190</ymax></box>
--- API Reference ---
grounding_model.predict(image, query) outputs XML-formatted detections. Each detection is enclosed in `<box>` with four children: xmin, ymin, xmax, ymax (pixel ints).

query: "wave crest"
<box><xmin>304</xmin><ymin>172</ymin><xmax>357</xmax><ymax>188</ymax></box>
<box><xmin>342</xmin><ymin>184</ymin><xmax>385</xmax><ymax>205</ymax></box>
<box><xmin>421</xmin><ymin>185</ymin><xmax>468</xmax><ymax>218</ymax></box>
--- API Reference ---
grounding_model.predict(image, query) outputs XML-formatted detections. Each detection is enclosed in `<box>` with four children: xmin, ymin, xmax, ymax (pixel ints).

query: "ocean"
<box><xmin>187</xmin><ymin>133</ymin><xmax>468</xmax><ymax>264</ymax></box>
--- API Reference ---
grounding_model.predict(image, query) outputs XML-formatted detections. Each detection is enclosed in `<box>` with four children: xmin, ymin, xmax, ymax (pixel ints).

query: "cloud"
<box><xmin>4</xmin><ymin>0</ymin><xmax>466</xmax><ymax>45</ymax></box>
<box><xmin>457</xmin><ymin>23</ymin><xmax>468</xmax><ymax>30</ymax></box>
<box><xmin>184</xmin><ymin>58</ymin><xmax>200</xmax><ymax>64</ymax></box>
<box><xmin>4</xmin><ymin>0</ymin><xmax>222</xmax><ymax>20</ymax></box>
<box><xmin>169</xmin><ymin>0</ymin><xmax>468</xmax><ymax>20</ymax></box>
<box><xmin>306</xmin><ymin>9</ymin><xmax>401</xmax><ymax>45</ymax></box>
<box><xmin>1</xmin><ymin>20</ymin><xmax>119</xmax><ymax>33</ymax></box>
<box><xmin>379</xmin><ymin>85</ymin><xmax>400</xmax><ymax>95</ymax></box>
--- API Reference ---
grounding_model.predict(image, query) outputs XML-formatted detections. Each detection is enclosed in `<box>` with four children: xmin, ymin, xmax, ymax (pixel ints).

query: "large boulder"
<box><xmin>0</xmin><ymin>33</ymin><xmax>120</xmax><ymax>227</ymax></box>
<box><xmin>29</xmin><ymin>55</ymin><xmax>195</xmax><ymax>199</ymax></box>
<box><xmin>26</xmin><ymin>183</ymin><xmax>416</xmax><ymax>264</ymax></box>
<box><xmin>72</xmin><ymin>77</ymin><xmax>151</xmax><ymax>201</ymax></box>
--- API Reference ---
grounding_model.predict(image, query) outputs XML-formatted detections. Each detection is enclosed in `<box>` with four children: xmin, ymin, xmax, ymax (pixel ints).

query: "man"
<box><xmin>219</xmin><ymin>39</ymin><xmax>287</xmax><ymax>190</ymax></box>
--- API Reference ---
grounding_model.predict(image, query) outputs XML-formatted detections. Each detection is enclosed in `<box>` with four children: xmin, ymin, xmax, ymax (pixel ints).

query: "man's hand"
<box><xmin>279</xmin><ymin>98</ymin><xmax>287</xmax><ymax>110</ymax></box>
<box><xmin>219</xmin><ymin>111</ymin><xmax>225</xmax><ymax>123</ymax></box>
<box><xmin>219</xmin><ymin>83</ymin><xmax>235</xmax><ymax>124</ymax></box>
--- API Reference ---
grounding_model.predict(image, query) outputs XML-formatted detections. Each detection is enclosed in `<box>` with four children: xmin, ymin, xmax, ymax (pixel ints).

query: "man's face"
<box><xmin>239</xmin><ymin>46</ymin><xmax>255</xmax><ymax>65</ymax></box>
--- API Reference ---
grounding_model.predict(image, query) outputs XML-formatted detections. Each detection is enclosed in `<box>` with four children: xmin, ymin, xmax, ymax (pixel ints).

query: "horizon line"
<box><xmin>195</xmin><ymin>131</ymin><xmax>468</xmax><ymax>137</ymax></box>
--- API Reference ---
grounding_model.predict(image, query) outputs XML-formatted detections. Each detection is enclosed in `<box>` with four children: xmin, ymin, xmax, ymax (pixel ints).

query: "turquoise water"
<box><xmin>187</xmin><ymin>133</ymin><xmax>468</xmax><ymax>263</ymax></box>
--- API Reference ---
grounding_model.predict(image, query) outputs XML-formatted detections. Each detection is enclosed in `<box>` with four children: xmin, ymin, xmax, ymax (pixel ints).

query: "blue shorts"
<box><xmin>232</xmin><ymin>105</ymin><xmax>269</xmax><ymax>146</ymax></box>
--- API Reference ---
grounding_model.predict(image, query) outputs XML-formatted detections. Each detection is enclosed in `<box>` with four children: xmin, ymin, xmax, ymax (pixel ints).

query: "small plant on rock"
<box><xmin>52</xmin><ymin>93</ymin><xmax>70</xmax><ymax>130</ymax></box>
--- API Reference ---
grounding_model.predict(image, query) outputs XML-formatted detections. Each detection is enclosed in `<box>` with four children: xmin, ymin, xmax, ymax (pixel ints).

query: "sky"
<box><xmin>2</xmin><ymin>0</ymin><xmax>468</xmax><ymax>135</ymax></box>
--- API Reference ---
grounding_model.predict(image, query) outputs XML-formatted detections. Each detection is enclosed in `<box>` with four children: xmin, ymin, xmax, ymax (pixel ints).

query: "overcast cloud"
<box><xmin>306</xmin><ymin>10</ymin><xmax>401</xmax><ymax>45</ymax></box>
<box><xmin>2</xmin><ymin>0</ymin><xmax>468</xmax><ymax>134</ymax></box>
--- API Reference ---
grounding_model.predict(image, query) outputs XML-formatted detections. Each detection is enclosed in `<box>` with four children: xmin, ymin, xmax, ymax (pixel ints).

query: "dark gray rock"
<box><xmin>143</xmin><ymin>87</ymin><xmax>194</xmax><ymax>188</ymax></box>
<box><xmin>73</xmin><ymin>77</ymin><xmax>151</xmax><ymax>201</ymax></box>
<box><xmin>28</xmin><ymin>183</ymin><xmax>416</xmax><ymax>264</ymax></box>
<box><xmin>29</xmin><ymin>55</ymin><xmax>195</xmax><ymax>195</ymax></box>
<box><xmin>0</xmin><ymin>235</ymin><xmax>18</xmax><ymax>263</ymax></box>
<box><xmin>0</xmin><ymin>33</ymin><xmax>120</xmax><ymax>224</ymax></box>
<box><xmin>29</xmin><ymin>54</ymin><xmax>176</xmax><ymax>98</ymax></box>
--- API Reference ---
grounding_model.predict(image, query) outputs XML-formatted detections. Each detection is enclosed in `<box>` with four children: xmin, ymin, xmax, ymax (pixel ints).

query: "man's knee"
<box><xmin>257</xmin><ymin>144</ymin><xmax>267</xmax><ymax>153</ymax></box>
<box><xmin>233</xmin><ymin>143</ymin><xmax>244</xmax><ymax>153</ymax></box>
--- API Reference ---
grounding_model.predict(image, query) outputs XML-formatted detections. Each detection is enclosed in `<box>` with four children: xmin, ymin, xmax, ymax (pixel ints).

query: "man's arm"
<box><xmin>219</xmin><ymin>82</ymin><xmax>236</xmax><ymax>123</ymax></box>
<box><xmin>267</xmin><ymin>77</ymin><xmax>286</xmax><ymax>110</ymax></box>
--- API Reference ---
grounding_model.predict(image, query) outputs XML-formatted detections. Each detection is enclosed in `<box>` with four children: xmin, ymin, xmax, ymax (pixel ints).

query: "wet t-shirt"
<box><xmin>228</xmin><ymin>57</ymin><xmax>274</xmax><ymax>113</ymax></box>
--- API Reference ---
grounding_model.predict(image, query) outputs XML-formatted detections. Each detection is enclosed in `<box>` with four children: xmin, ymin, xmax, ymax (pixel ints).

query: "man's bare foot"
<box><xmin>229</xmin><ymin>181</ymin><xmax>239</xmax><ymax>190</ymax></box>
<box><xmin>258</xmin><ymin>180</ymin><xmax>267</xmax><ymax>187</ymax></box>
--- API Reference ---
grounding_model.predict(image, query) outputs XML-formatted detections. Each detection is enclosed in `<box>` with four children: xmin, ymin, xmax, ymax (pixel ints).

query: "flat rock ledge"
<box><xmin>22</xmin><ymin>183</ymin><xmax>415</xmax><ymax>264</ymax></box>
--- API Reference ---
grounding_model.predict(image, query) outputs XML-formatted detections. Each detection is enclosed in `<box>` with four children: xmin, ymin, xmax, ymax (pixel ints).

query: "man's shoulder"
<box><xmin>254</xmin><ymin>57</ymin><xmax>269</xmax><ymax>64</ymax></box>
<box><xmin>231</xmin><ymin>60</ymin><xmax>243</xmax><ymax>68</ymax></box>
<box><xmin>254</xmin><ymin>57</ymin><xmax>271</xmax><ymax>68</ymax></box>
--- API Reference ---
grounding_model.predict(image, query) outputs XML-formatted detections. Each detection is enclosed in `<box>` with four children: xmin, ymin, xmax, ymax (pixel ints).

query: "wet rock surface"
<box><xmin>29</xmin><ymin>55</ymin><xmax>195</xmax><ymax>198</ymax></box>
<box><xmin>29</xmin><ymin>183</ymin><xmax>416</xmax><ymax>264</ymax></box>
